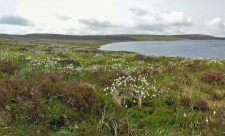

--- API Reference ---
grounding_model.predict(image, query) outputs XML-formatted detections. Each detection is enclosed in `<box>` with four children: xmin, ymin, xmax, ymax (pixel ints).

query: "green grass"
<box><xmin>0</xmin><ymin>38</ymin><xmax>225</xmax><ymax>135</ymax></box>
<box><xmin>128</xmin><ymin>35</ymin><xmax>187</xmax><ymax>41</ymax></box>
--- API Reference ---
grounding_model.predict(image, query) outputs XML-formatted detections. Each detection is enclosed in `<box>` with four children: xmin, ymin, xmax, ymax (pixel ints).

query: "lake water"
<box><xmin>99</xmin><ymin>40</ymin><xmax>225</xmax><ymax>60</ymax></box>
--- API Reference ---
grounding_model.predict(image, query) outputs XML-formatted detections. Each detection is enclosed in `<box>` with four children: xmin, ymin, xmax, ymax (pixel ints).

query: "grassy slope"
<box><xmin>0</xmin><ymin>36</ymin><xmax>225</xmax><ymax>135</ymax></box>
<box><xmin>128</xmin><ymin>35</ymin><xmax>187</xmax><ymax>41</ymax></box>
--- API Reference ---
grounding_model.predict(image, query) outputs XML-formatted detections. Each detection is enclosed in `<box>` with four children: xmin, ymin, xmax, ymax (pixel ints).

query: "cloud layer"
<box><xmin>0</xmin><ymin>15</ymin><xmax>33</xmax><ymax>26</ymax></box>
<box><xmin>207</xmin><ymin>17</ymin><xmax>225</xmax><ymax>30</ymax></box>
<box><xmin>55</xmin><ymin>14</ymin><xmax>71</xmax><ymax>21</ymax></box>
<box><xmin>79</xmin><ymin>18</ymin><xmax>115</xmax><ymax>29</ymax></box>
<box><xmin>204</xmin><ymin>17</ymin><xmax>225</xmax><ymax>36</ymax></box>
<box><xmin>128</xmin><ymin>8</ymin><xmax>193</xmax><ymax>34</ymax></box>
<box><xmin>0</xmin><ymin>0</ymin><xmax>224</xmax><ymax>36</ymax></box>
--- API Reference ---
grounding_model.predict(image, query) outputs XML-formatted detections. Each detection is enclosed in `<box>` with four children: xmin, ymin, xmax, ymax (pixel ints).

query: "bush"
<box><xmin>0</xmin><ymin>59</ymin><xmax>20</xmax><ymax>75</ymax></box>
<box><xmin>0</xmin><ymin>77</ymin><xmax>47</xmax><ymax>124</ymax></box>
<box><xmin>148</xmin><ymin>106</ymin><xmax>174</xmax><ymax>126</ymax></box>
<box><xmin>200</xmin><ymin>71</ymin><xmax>224</xmax><ymax>84</ymax></box>
<box><xmin>211</xmin><ymin>89</ymin><xmax>225</xmax><ymax>100</ymax></box>
<box><xmin>59</xmin><ymin>59</ymin><xmax>80</xmax><ymax>66</ymax></box>
<box><xmin>121</xmin><ymin>97</ymin><xmax>138</xmax><ymax>108</ymax></box>
<box><xmin>193</xmin><ymin>98</ymin><xmax>208</xmax><ymax>112</ymax></box>
<box><xmin>38</xmin><ymin>72</ymin><xmax>64</xmax><ymax>97</ymax></box>
<box><xmin>56</xmin><ymin>52</ymin><xmax>68</xmax><ymax>58</ymax></box>
<box><xmin>179</xmin><ymin>95</ymin><xmax>192</xmax><ymax>107</ymax></box>
<box><xmin>59</xmin><ymin>82</ymin><xmax>102</xmax><ymax>113</ymax></box>
<box><xmin>134</xmin><ymin>54</ymin><xmax>156</xmax><ymax>62</ymax></box>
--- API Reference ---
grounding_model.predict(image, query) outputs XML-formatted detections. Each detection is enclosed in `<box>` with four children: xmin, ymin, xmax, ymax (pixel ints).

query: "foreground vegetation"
<box><xmin>0</xmin><ymin>37</ymin><xmax>225</xmax><ymax>135</ymax></box>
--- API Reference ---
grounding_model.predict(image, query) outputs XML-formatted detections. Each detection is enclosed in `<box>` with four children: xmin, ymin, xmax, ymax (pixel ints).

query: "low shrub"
<box><xmin>100</xmin><ymin>75</ymin><xmax>111</xmax><ymax>86</ymax></box>
<box><xmin>200</xmin><ymin>71</ymin><xmax>224</xmax><ymax>84</ymax></box>
<box><xmin>185</xmin><ymin>60</ymin><xmax>206</xmax><ymax>72</ymax></box>
<box><xmin>211</xmin><ymin>89</ymin><xmax>225</xmax><ymax>100</ymax></box>
<box><xmin>148</xmin><ymin>106</ymin><xmax>174</xmax><ymax>126</ymax></box>
<box><xmin>179</xmin><ymin>95</ymin><xmax>192</xmax><ymax>107</ymax></box>
<box><xmin>56</xmin><ymin>52</ymin><xmax>68</xmax><ymax>58</ymax></box>
<box><xmin>134</xmin><ymin>54</ymin><xmax>156</xmax><ymax>62</ymax></box>
<box><xmin>0</xmin><ymin>59</ymin><xmax>20</xmax><ymax>75</ymax></box>
<box><xmin>193</xmin><ymin>98</ymin><xmax>208</xmax><ymax>112</ymax></box>
<box><xmin>121</xmin><ymin>97</ymin><xmax>138</xmax><ymax>108</ymax></box>
<box><xmin>59</xmin><ymin>59</ymin><xmax>80</xmax><ymax>66</ymax></box>
<box><xmin>59</xmin><ymin>82</ymin><xmax>104</xmax><ymax>113</ymax></box>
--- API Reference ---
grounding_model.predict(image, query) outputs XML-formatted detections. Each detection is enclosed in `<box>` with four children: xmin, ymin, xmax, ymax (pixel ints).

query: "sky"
<box><xmin>0</xmin><ymin>0</ymin><xmax>225</xmax><ymax>36</ymax></box>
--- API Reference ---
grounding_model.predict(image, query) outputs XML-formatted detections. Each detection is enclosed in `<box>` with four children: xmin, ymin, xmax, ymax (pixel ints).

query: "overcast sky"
<box><xmin>0</xmin><ymin>0</ymin><xmax>224</xmax><ymax>36</ymax></box>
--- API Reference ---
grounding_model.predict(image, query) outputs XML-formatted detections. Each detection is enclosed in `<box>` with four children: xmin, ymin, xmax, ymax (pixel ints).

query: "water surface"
<box><xmin>99</xmin><ymin>40</ymin><xmax>225</xmax><ymax>60</ymax></box>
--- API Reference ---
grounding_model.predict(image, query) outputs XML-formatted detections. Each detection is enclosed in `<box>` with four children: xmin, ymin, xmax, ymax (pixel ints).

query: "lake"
<box><xmin>99</xmin><ymin>40</ymin><xmax>225</xmax><ymax>60</ymax></box>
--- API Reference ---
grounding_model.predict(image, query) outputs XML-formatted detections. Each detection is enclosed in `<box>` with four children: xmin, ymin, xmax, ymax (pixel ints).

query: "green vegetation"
<box><xmin>128</xmin><ymin>35</ymin><xmax>187</xmax><ymax>41</ymax></box>
<box><xmin>0</xmin><ymin>36</ymin><xmax>225</xmax><ymax>135</ymax></box>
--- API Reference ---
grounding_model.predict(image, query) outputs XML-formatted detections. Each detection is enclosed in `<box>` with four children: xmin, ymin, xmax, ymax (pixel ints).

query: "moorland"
<box><xmin>0</xmin><ymin>34</ymin><xmax>225</xmax><ymax>135</ymax></box>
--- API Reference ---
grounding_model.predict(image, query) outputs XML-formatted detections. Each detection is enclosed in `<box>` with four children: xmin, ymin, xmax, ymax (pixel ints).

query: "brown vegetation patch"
<box><xmin>77</xmin><ymin>49</ymin><xmax>103</xmax><ymax>54</ymax></box>
<box><xmin>0</xmin><ymin>59</ymin><xmax>20</xmax><ymax>74</ymax></box>
<box><xmin>208</xmin><ymin>100</ymin><xmax>225</xmax><ymax>109</ymax></box>
<box><xmin>56</xmin><ymin>52</ymin><xmax>68</xmax><ymax>58</ymax></box>
<box><xmin>59</xmin><ymin>59</ymin><xmax>80</xmax><ymax>66</ymax></box>
<box><xmin>200</xmin><ymin>71</ymin><xmax>224</xmax><ymax>84</ymax></box>
<box><xmin>185</xmin><ymin>60</ymin><xmax>206</xmax><ymax>72</ymax></box>
<box><xmin>179</xmin><ymin>95</ymin><xmax>192</xmax><ymax>107</ymax></box>
<box><xmin>193</xmin><ymin>98</ymin><xmax>209</xmax><ymax>112</ymax></box>
<box><xmin>134</xmin><ymin>54</ymin><xmax>156</xmax><ymax>62</ymax></box>
<box><xmin>59</xmin><ymin>82</ymin><xmax>104</xmax><ymax>113</ymax></box>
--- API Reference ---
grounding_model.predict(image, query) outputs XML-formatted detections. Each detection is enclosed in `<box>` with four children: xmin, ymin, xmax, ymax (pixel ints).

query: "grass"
<box><xmin>128</xmin><ymin>35</ymin><xmax>187</xmax><ymax>41</ymax></box>
<box><xmin>0</xmin><ymin>37</ymin><xmax>225</xmax><ymax>135</ymax></box>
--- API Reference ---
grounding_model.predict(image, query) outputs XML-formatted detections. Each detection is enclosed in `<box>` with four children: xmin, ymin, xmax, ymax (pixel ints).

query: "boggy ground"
<box><xmin>0</xmin><ymin>38</ymin><xmax>225</xmax><ymax>136</ymax></box>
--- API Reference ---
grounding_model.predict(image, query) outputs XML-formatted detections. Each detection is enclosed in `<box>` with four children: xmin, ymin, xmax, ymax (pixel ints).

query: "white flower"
<box><xmin>206</xmin><ymin>118</ymin><xmax>209</xmax><ymax>123</ymax></box>
<box><xmin>213</xmin><ymin>111</ymin><xmax>216</xmax><ymax>115</ymax></box>
<box><xmin>184</xmin><ymin>113</ymin><xmax>186</xmax><ymax>117</ymax></box>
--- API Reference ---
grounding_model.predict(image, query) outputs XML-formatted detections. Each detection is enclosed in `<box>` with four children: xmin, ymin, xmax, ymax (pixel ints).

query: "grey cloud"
<box><xmin>134</xmin><ymin>21</ymin><xmax>191</xmax><ymax>33</ymax></box>
<box><xmin>134</xmin><ymin>23</ymin><xmax>192</xmax><ymax>34</ymax></box>
<box><xmin>130</xmin><ymin>7</ymin><xmax>149</xmax><ymax>16</ymax></box>
<box><xmin>123</xmin><ymin>25</ymin><xmax>186</xmax><ymax>35</ymax></box>
<box><xmin>132</xmin><ymin>10</ymin><xmax>192</xmax><ymax>33</ymax></box>
<box><xmin>168</xmin><ymin>20</ymin><xmax>192</xmax><ymax>27</ymax></box>
<box><xmin>136</xmin><ymin>24</ymin><xmax>165</xmax><ymax>32</ymax></box>
<box><xmin>163</xmin><ymin>11</ymin><xmax>192</xmax><ymax>27</ymax></box>
<box><xmin>0</xmin><ymin>15</ymin><xmax>34</xmax><ymax>26</ymax></box>
<box><xmin>205</xmin><ymin>18</ymin><xmax>225</xmax><ymax>36</ymax></box>
<box><xmin>55</xmin><ymin>14</ymin><xmax>71</xmax><ymax>21</ymax></box>
<box><xmin>207</xmin><ymin>18</ymin><xmax>224</xmax><ymax>29</ymax></box>
<box><xmin>65</xmin><ymin>28</ymin><xmax>76</xmax><ymax>34</ymax></box>
<box><xmin>167</xmin><ymin>18</ymin><xmax>192</xmax><ymax>27</ymax></box>
<box><xmin>79</xmin><ymin>18</ymin><xmax>115</xmax><ymax>28</ymax></box>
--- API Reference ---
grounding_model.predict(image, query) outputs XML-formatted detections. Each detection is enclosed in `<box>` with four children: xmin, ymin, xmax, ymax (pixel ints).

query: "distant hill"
<box><xmin>0</xmin><ymin>34</ymin><xmax>137</xmax><ymax>41</ymax></box>
<box><xmin>0</xmin><ymin>33</ymin><xmax>224</xmax><ymax>41</ymax></box>
<box><xmin>174</xmin><ymin>34</ymin><xmax>225</xmax><ymax>40</ymax></box>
